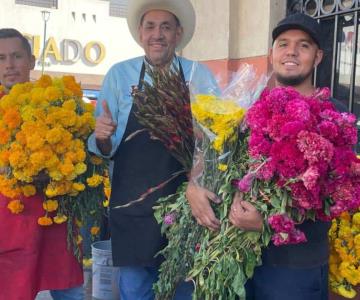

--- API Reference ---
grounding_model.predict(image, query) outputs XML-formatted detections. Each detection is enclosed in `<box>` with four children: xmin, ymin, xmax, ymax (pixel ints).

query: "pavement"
<box><xmin>35</xmin><ymin>269</ymin><xmax>93</xmax><ymax>300</ymax></box>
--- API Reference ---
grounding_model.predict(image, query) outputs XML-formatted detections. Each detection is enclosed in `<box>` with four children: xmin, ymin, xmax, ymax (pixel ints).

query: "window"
<box><xmin>109</xmin><ymin>0</ymin><xmax>127</xmax><ymax>18</ymax></box>
<box><xmin>15</xmin><ymin>0</ymin><xmax>57</xmax><ymax>9</ymax></box>
<box><xmin>287</xmin><ymin>0</ymin><xmax>360</xmax><ymax>151</ymax></box>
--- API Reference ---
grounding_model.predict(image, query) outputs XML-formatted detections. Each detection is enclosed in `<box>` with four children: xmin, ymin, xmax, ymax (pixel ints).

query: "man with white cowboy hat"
<box><xmin>88</xmin><ymin>0</ymin><xmax>217</xmax><ymax>299</ymax></box>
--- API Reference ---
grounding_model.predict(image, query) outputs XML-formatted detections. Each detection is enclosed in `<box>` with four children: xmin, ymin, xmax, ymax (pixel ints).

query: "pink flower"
<box><xmin>248</xmin><ymin>132</ymin><xmax>271</xmax><ymax>158</ymax></box>
<box><xmin>301</xmin><ymin>166</ymin><xmax>320</xmax><ymax>190</ymax></box>
<box><xmin>232</xmin><ymin>173</ymin><xmax>255</xmax><ymax>192</ymax></box>
<box><xmin>270</xmin><ymin>140</ymin><xmax>306</xmax><ymax>179</ymax></box>
<box><xmin>297</xmin><ymin>130</ymin><xmax>334</xmax><ymax>164</ymax></box>
<box><xmin>268</xmin><ymin>214</ymin><xmax>295</xmax><ymax>232</ymax></box>
<box><xmin>164</xmin><ymin>212</ymin><xmax>176</xmax><ymax>225</ymax></box>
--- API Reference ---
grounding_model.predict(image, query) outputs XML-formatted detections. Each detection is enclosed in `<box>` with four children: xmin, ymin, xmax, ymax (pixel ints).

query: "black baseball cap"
<box><xmin>272</xmin><ymin>13</ymin><xmax>322</xmax><ymax>48</ymax></box>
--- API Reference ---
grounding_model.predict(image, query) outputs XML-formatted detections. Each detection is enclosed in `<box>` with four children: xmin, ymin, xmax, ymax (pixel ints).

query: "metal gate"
<box><xmin>287</xmin><ymin>0</ymin><xmax>360</xmax><ymax>151</ymax></box>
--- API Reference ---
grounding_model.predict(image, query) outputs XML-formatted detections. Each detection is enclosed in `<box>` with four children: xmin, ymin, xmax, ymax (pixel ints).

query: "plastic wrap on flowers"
<box><xmin>188</xmin><ymin>63</ymin><xmax>267</xmax><ymax>193</ymax></box>
<box><xmin>0</xmin><ymin>75</ymin><xmax>108</xmax><ymax>260</ymax></box>
<box><xmin>153</xmin><ymin>64</ymin><xmax>268</xmax><ymax>300</ymax></box>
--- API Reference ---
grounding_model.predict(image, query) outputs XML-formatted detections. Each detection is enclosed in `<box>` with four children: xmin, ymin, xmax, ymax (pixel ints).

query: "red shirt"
<box><xmin>0</xmin><ymin>92</ymin><xmax>83</xmax><ymax>299</ymax></box>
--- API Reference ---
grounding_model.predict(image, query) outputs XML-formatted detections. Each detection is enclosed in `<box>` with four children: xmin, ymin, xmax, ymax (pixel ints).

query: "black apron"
<box><xmin>109</xmin><ymin>61</ymin><xmax>188</xmax><ymax>266</ymax></box>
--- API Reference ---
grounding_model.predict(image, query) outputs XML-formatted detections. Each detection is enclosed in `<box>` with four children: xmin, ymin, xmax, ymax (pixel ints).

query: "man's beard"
<box><xmin>275</xmin><ymin>71</ymin><xmax>313</xmax><ymax>87</ymax></box>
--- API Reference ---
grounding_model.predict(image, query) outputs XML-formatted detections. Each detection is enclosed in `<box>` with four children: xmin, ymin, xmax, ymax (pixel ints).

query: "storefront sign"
<box><xmin>24</xmin><ymin>34</ymin><xmax>106</xmax><ymax>65</ymax></box>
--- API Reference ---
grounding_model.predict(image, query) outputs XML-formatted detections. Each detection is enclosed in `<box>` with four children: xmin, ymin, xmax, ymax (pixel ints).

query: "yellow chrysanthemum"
<box><xmin>90</xmin><ymin>155</ymin><xmax>103</xmax><ymax>165</ymax></box>
<box><xmin>87</xmin><ymin>174</ymin><xmax>103</xmax><ymax>187</ymax></box>
<box><xmin>43</xmin><ymin>199</ymin><xmax>59</xmax><ymax>212</ymax></box>
<box><xmin>73</xmin><ymin>182</ymin><xmax>85</xmax><ymax>192</ymax></box>
<box><xmin>22</xmin><ymin>184</ymin><xmax>36</xmax><ymax>197</ymax></box>
<box><xmin>7</xmin><ymin>199</ymin><xmax>24</xmax><ymax>214</ymax></box>
<box><xmin>53</xmin><ymin>214</ymin><xmax>68</xmax><ymax>224</ymax></box>
<box><xmin>217</xmin><ymin>164</ymin><xmax>228</xmax><ymax>172</ymax></box>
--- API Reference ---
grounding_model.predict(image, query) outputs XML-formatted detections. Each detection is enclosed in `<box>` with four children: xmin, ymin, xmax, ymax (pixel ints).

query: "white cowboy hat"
<box><xmin>127</xmin><ymin>0</ymin><xmax>196</xmax><ymax>50</ymax></box>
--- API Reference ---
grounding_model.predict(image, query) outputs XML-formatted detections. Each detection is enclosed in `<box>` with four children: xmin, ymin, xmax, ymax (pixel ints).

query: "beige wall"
<box><xmin>182</xmin><ymin>0</ymin><xmax>230</xmax><ymax>60</ymax></box>
<box><xmin>183</xmin><ymin>0</ymin><xmax>287</xmax><ymax>61</ymax></box>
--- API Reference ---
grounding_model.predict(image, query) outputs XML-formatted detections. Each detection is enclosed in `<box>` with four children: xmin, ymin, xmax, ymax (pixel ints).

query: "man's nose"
<box><xmin>286</xmin><ymin>43</ymin><xmax>298</xmax><ymax>56</ymax></box>
<box><xmin>153</xmin><ymin>26</ymin><xmax>164</xmax><ymax>39</ymax></box>
<box><xmin>5</xmin><ymin>56</ymin><xmax>15</xmax><ymax>69</ymax></box>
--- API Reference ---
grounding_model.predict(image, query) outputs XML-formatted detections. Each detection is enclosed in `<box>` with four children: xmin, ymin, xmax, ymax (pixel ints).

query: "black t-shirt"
<box><xmin>262</xmin><ymin>96</ymin><xmax>347</xmax><ymax>268</ymax></box>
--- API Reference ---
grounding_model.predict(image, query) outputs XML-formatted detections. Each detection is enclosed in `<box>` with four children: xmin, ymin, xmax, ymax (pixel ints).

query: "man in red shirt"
<box><xmin>0</xmin><ymin>28</ymin><xmax>83</xmax><ymax>300</ymax></box>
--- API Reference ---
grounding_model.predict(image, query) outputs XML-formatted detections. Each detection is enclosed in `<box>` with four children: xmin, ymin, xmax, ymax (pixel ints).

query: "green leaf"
<box><xmin>231</xmin><ymin>268</ymin><xmax>246</xmax><ymax>298</ymax></box>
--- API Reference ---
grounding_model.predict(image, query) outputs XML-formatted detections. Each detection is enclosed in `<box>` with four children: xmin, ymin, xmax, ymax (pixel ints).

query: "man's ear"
<box><xmin>314</xmin><ymin>49</ymin><xmax>323</xmax><ymax>68</ymax></box>
<box><xmin>30</xmin><ymin>54</ymin><xmax>35</xmax><ymax>70</ymax></box>
<box><xmin>175</xmin><ymin>26</ymin><xmax>184</xmax><ymax>47</ymax></box>
<box><xmin>269</xmin><ymin>48</ymin><xmax>273</xmax><ymax>66</ymax></box>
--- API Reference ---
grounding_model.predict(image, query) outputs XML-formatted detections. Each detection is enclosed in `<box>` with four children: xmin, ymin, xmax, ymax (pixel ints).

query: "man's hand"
<box><xmin>95</xmin><ymin>100</ymin><xmax>117</xmax><ymax>155</ymax></box>
<box><xmin>185</xmin><ymin>183</ymin><xmax>221</xmax><ymax>231</ymax></box>
<box><xmin>229</xmin><ymin>192</ymin><xmax>263</xmax><ymax>232</ymax></box>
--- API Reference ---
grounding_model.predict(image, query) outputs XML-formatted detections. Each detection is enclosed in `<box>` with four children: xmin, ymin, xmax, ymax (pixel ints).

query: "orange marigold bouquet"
<box><xmin>0</xmin><ymin>75</ymin><xmax>108</xmax><ymax>259</ymax></box>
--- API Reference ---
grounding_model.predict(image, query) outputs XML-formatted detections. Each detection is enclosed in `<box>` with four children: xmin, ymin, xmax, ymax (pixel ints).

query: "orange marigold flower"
<box><xmin>38</xmin><ymin>216</ymin><xmax>53</xmax><ymax>226</ymax></box>
<box><xmin>36</xmin><ymin>75</ymin><xmax>52</xmax><ymax>88</ymax></box>
<box><xmin>90</xmin><ymin>226</ymin><xmax>100</xmax><ymax>236</ymax></box>
<box><xmin>0</xmin><ymin>127</ymin><xmax>10</xmax><ymax>145</ymax></box>
<box><xmin>3</xmin><ymin>107</ymin><xmax>21</xmax><ymax>129</ymax></box>
<box><xmin>7</xmin><ymin>199</ymin><xmax>24</xmax><ymax>214</ymax></box>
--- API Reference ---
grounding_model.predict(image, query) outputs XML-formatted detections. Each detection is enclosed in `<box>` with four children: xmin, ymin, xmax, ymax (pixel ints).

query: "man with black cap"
<box><xmin>187</xmin><ymin>12</ymin><xmax>347</xmax><ymax>300</ymax></box>
<box><xmin>228</xmin><ymin>13</ymin><xmax>347</xmax><ymax>300</ymax></box>
<box><xmin>88</xmin><ymin>0</ymin><xmax>217</xmax><ymax>299</ymax></box>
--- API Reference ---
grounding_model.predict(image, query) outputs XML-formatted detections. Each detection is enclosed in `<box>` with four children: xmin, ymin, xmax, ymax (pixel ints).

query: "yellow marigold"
<box><xmin>43</xmin><ymin>199</ymin><xmax>59</xmax><ymax>212</ymax></box>
<box><xmin>53</xmin><ymin>214</ymin><xmax>68</xmax><ymax>224</ymax></box>
<box><xmin>73</xmin><ymin>182</ymin><xmax>85</xmax><ymax>192</ymax></box>
<box><xmin>352</xmin><ymin>212</ymin><xmax>360</xmax><ymax>226</ymax></box>
<box><xmin>83</xmin><ymin>258</ymin><xmax>92</xmax><ymax>268</ymax></box>
<box><xmin>87</xmin><ymin>174</ymin><xmax>103</xmax><ymax>187</ymax></box>
<box><xmin>44</xmin><ymin>86</ymin><xmax>61</xmax><ymax>101</ymax></box>
<box><xmin>90</xmin><ymin>155</ymin><xmax>103</xmax><ymax>165</ymax></box>
<box><xmin>30</xmin><ymin>87</ymin><xmax>46</xmax><ymax>105</ymax></box>
<box><xmin>76</xmin><ymin>234</ymin><xmax>83</xmax><ymax>245</ymax></box>
<box><xmin>26</xmin><ymin>133</ymin><xmax>45</xmax><ymax>151</ymax></box>
<box><xmin>38</xmin><ymin>216</ymin><xmax>53</xmax><ymax>226</ymax></box>
<box><xmin>90</xmin><ymin>226</ymin><xmax>100</xmax><ymax>236</ymax></box>
<box><xmin>7</xmin><ymin>199</ymin><xmax>24</xmax><ymax>214</ymax></box>
<box><xmin>62</xmin><ymin>76</ymin><xmax>82</xmax><ymax>98</ymax></box>
<box><xmin>60</xmin><ymin>162</ymin><xmax>75</xmax><ymax>176</ymax></box>
<box><xmin>217</xmin><ymin>163</ymin><xmax>228</xmax><ymax>172</ymax></box>
<box><xmin>74</xmin><ymin>162</ymin><xmax>87</xmax><ymax>175</ymax></box>
<box><xmin>337</xmin><ymin>285</ymin><xmax>357</xmax><ymax>298</ymax></box>
<box><xmin>49</xmin><ymin>170</ymin><xmax>63</xmax><ymax>181</ymax></box>
<box><xmin>103</xmin><ymin>199</ymin><xmax>109</xmax><ymax>208</ymax></box>
<box><xmin>46</xmin><ymin>127</ymin><xmax>64</xmax><ymax>144</ymax></box>
<box><xmin>15</xmin><ymin>131</ymin><xmax>27</xmax><ymax>145</ymax></box>
<box><xmin>62</xmin><ymin>99</ymin><xmax>76</xmax><ymax>111</ymax></box>
<box><xmin>22</xmin><ymin>184</ymin><xmax>36</xmax><ymax>197</ymax></box>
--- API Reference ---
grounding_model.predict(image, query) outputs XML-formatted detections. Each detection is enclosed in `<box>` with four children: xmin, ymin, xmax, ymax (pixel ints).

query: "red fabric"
<box><xmin>0</xmin><ymin>194</ymin><xmax>83</xmax><ymax>300</ymax></box>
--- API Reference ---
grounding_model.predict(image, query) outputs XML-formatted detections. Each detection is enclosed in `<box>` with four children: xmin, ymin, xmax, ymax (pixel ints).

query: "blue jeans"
<box><xmin>50</xmin><ymin>285</ymin><xmax>84</xmax><ymax>300</ymax></box>
<box><xmin>118</xmin><ymin>266</ymin><xmax>193</xmax><ymax>300</ymax></box>
<box><xmin>245</xmin><ymin>264</ymin><xmax>329</xmax><ymax>300</ymax></box>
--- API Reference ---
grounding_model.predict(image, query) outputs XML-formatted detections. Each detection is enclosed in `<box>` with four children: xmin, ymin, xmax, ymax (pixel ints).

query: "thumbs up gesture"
<box><xmin>95</xmin><ymin>100</ymin><xmax>117</xmax><ymax>142</ymax></box>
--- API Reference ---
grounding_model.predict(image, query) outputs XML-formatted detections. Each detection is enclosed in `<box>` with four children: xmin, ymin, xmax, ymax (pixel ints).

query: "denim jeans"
<box><xmin>50</xmin><ymin>285</ymin><xmax>84</xmax><ymax>300</ymax></box>
<box><xmin>245</xmin><ymin>263</ymin><xmax>329</xmax><ymax>300</ymax></box>
<box><xmin>118</xmin><ymin>266</ymin><xmax>193</xmax><ymax>300</ymax></box>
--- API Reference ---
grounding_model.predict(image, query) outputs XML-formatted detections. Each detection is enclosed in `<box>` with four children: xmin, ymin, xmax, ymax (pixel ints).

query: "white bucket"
<box><xmin>92</xmin><ymin>240</ymin><xmax>120</xmax><ymax>300</ymax></box>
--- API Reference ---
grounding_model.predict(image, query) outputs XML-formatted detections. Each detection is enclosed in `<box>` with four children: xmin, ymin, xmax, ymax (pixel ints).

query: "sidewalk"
<box><xmin>35</xmin><ymin>269</ymin><xmax>92</xmax><ymax>300</ymax></box>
